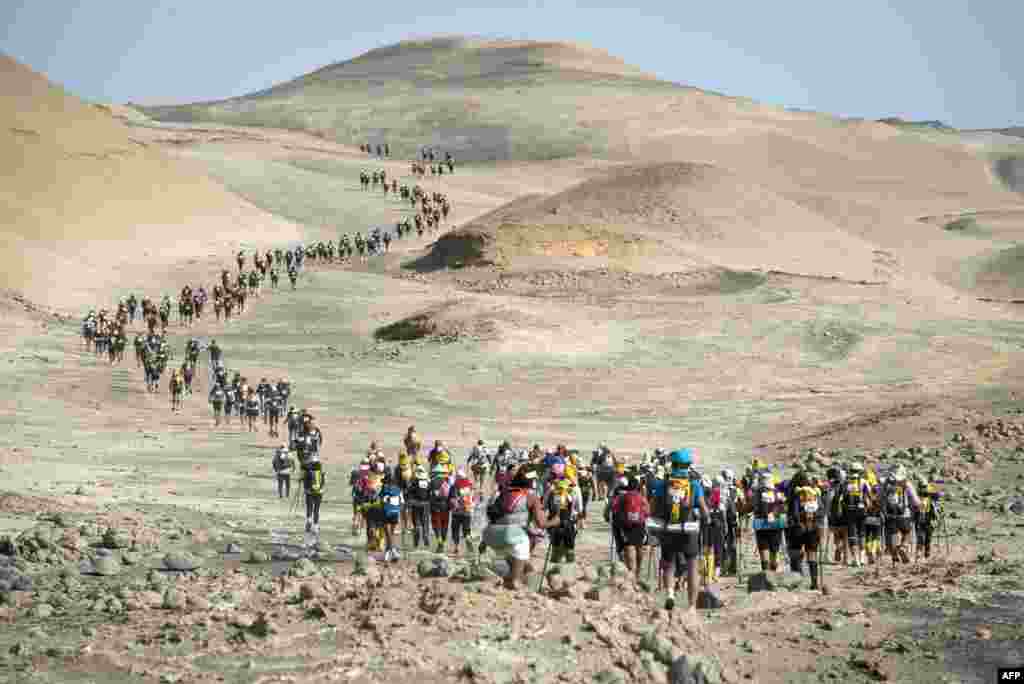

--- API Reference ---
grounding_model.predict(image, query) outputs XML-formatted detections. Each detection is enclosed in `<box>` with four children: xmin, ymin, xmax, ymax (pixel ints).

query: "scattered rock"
<box><xmin>975</xmin><ymin>626</ymin><xmax>992</xmax><ymax>640</ymax></box>
<box><xmin>162</xmin><ymin>552</ymin><xmax>201</xmax><ymax>571</ymax></box>
<box><xmin>670</xmin><ymin>654</ymin><xmax>724</xmax><ymax>684</ymax></box>
<box><xmin>245</xmin><ymin>550</ymin><xmax>270</xmax><ymax>564</ymax></box>
<box><xmin>288</xmin><ymin>558</ymin><xmax>319</xmax><ymax>578</ymax></box>
<box><xmin>299</xmin><ymin>583</ymin><xmax>317</xmax><ymax>601</ymax></box>
<box><xmin>225</xmin><ymin>543</ymin><xmax>243</xmax><ymax>554</ymax></box>
<box><xmin>592</xmin><ymin>669</ymin><xmax>628</xmax><ymax>684</ymax></box>
<box><xmin>585</xmin><ymin>586</ymin><xmax>605</xmax><ymax>601</ymax></box>
<box><xmin>638</xmin><ymin>630</ymin><xmax>675</xmax><ymax>665</ymax></box>
<box><xmin>92</xmin><ymin>554</ymin><xmax>122</xmax><ymax>576</ymax></box>
<box><xmin>189</xmin><ymin>595</ymin><xmax>211</xmax><ymax>611</ymax></box>
<box><xmin>417</xmin><ymin>558</ymin><xmax>450</xmax><ymax>578</ymax></box>
<box><xmin>32</xmin><ymin>603</ymin><xmax>54</xmax><ymax>619</ymax></box>
<box><xmin>162</xmin><ymin>588</ymin><xmax>185</xmax><ymax>610</ymax></box>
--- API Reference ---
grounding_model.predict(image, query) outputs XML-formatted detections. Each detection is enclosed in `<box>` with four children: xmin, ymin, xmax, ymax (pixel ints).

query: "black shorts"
<box><xmin>755</xmin><ymin>528</ymin><xmax>782</xmax><ymax>553</ymax></box>
<box><xmin>787</xmin><ymin>527</ymin><xmax>820</xmax><ymax>553</ymax></box>
<box><xmin>614</xmin><ymin>524</ymin><xmax>647</xmax><ymax>550</ymax></box>
<box><xmin>661</xmin><ymin>530</ymin><xmax>700</xmax><ymax>559</ymax></box>
<box><xmin>886</xmin><ymin>517</ymin><xmax>912</xmax><ymax>539</ymax></box>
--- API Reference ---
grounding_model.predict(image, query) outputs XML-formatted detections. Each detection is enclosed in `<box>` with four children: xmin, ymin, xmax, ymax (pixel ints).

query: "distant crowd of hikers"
<box><xmin>271</xmin><ymin>430</ymin><xmax>949</xmax><ymax>613</ymax></box>
<box><xmin>78</xmin><ymin>150</ymin><xmax>458</xmax><ymax>411</ymax></box>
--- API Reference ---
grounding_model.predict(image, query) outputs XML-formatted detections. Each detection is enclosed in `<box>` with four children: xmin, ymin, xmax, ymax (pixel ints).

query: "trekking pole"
<box><xmin>537</xmin><ymin>539</ymin><xmax>553</xmax><ymax>593</ymax></box>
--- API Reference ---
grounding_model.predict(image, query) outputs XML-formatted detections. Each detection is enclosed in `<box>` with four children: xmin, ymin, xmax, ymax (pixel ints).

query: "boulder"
<box><xmin>417</xmin><ymin>558</ymin><xmax>450</xmax><ymax>578</ymax></box>
<box><xmin>288</xmin><ymin>558</ymin><xmax>319</xmax><ymax>578</ymax></box>
<box><xmin>639</xmin><ymin>630</ymin><xmax>675</xmax><ymax>665</ymax></box>
<box><xmin>245</xmin><ymin>550</ymin><xmax>270</xmax><ymax>564</ymax></box>
<box><xmin>670</xmin><ymin>654</ymin><xmax>724</xmax><ymax>684</ymax></box>
<box><xmin>299</xmin><ymin>583</ymin><xmax>318</xmax><ymax>601</ymax></box>
<box><xmin>162</xmin><ymin>588</ymin><xmax>185</xmax><ymax>610</ymax></box>
<box><xmin>32</xmin><ymin>603</ymin><xmax>54</xmax><ymax>619</ymax></box>
<box><xmin>162</xmin><ymin>552</ymin><xmax>201</xmax><ymax>571</ymax></box>
<box><xmin>92</xmin><ymin>554</ymin><xmax>122</xmax><ymax>576</ymax></box>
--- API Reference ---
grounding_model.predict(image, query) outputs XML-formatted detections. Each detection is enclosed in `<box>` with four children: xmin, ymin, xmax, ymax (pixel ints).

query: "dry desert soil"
<box><xmin>2</xmin><ymin>37</ymin><xmax>1024</xmax><ymax>684</ymax></box>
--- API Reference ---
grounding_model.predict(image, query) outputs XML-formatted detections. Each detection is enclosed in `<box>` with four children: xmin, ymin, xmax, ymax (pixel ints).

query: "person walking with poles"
<box><xmin>650</xmin><ymin>449</ymin><xmax>709</xmax><ymax>614</ymax></box>
<box><xmin>273</xmin><ymin>443</ymin><xmax>294</xmax><ymax>499</ymax></box>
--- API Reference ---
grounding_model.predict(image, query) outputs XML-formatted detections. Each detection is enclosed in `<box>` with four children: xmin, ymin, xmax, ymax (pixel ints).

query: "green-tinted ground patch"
<box><xmin>954</xmin><ymin>244</ymin><xmax>1024</xmax><ymax>297</ymax></box>
<box><xmin>178</xmin><ymin>150</ymin><xmax>413</xmax><ymax>242</ymax></box>
<box><xmin>144</xmin><ymin>76</ymin><xmax>669</xmax><ymax>161</ymax></box>
<box><xmin>802</xmin><ymin>318</ymin><xmax>865</xmax><ymax>361</ymax></box>
<box><xmin>710</xmin><ymin>270</ymin><xmax>767</xmax><ymax>295</ymax></box>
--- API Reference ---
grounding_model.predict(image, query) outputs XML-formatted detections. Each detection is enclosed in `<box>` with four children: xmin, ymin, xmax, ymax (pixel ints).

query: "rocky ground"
<box><xmin>2</xmin><ymin>411</ymin><xmax>1023</xmax><ymax>684</ymax></box>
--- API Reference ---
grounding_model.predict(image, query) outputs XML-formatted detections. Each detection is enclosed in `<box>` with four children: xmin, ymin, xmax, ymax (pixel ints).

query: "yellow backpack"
<box><xmin>667</xmin><ymin>478</ymin><xmax>692</xmax><ymax>524</ymax></box>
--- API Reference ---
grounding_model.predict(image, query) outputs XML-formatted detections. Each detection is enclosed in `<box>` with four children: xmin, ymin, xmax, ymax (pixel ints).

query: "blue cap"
<box><xmin>670</xmin><ymin>449</ymin><xmax>693</xmax><ymax>467</ymax></box>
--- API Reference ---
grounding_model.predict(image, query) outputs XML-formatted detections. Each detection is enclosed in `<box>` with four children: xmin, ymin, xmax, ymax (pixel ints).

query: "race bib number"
<box><xmin>847</xmin><ymin>483</ymin><xmax>859</xmax><ymax>494</ymax></box>
<box><xmin>386</xmin><ymin>496</ymin><xmax>402</xmax><ymax>507</ymax></box>
<box><xmin>417</xmin><ymin>480</ymin><xmax>428</xmax><ymax>489</ymax></box>
<box><xmin>665</xmin><ymin>523</ymin><xmax>683</xmax><ymax>533</ymax></box>
<box><xmin>761</xmin><ymin>491</ymin><xmax>775</xmax><ymax>503</ymax></box>
<box><xmin>683</xmin><ymin>521</ymin><xmax>699</xmax><ymax>533</ymax></box>
<box><xmin>803</xmin><ymin>501</ymin><xmax>819</xmax><ymax>514</ymax></box>
<box><xmin>627</xmin><ymin>512</ymin><xmax>642</xmax><ymax>523</ymax></box>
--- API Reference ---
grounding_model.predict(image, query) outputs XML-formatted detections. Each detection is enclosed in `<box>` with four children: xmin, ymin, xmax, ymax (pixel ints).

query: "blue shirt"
<box><xmin>649</xmin><ymin>476</ymin><xmax>704</xmax><ymax>507</ymax></box>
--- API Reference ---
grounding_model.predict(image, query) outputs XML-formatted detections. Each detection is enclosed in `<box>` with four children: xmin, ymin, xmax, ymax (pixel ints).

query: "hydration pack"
<box><xmin>381</xmin><ymin>484</ymin><xmax>403</xmax><ymax>519</ymax></box>
<box><xmin>429</xmin><ymin>478</ymin><xmax>450</xmax><ymax>513</ymax></box>
<box><xmin>619</xmin><ymin>490</ymin><xmax>648</xmax><ymax>528</ymax></box>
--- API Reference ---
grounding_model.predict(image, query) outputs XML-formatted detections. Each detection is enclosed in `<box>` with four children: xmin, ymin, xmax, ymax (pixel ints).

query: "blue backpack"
<box><xmin>381</xmin><ymin>484</ymin><xmax>403</xmax><ymax>520</ymax></box>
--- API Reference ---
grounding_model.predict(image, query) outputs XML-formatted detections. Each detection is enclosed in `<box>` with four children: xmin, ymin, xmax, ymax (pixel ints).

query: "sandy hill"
<box><xmin>140</xmin><ymin>37</ymin><xmax>697</xmax><ymax>161</ymax></box>
<box><xmin>422</xmin><ymin>162</ymin><xmax>882</xmax><ymax>280</ymax></box>
<box><xmin>132</xmin><ymin>36</ymin><xmax>1024</xmax><ymax>299</ymax></box>
<box><xmin>0</xmin><ymin>55</ymin><xmax>299</xmax><ymax>311</ymax></box>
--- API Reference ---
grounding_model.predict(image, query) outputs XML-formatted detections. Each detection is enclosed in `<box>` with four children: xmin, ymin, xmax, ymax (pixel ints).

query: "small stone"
<box><xmin>975</xmin><ymin>626</ymin><xmax>992</xmax><ymax>640</ymax></box>
<box><xmin>639</xmin><ymin>630</ymin><xmax>675</xmax><ymax>666</ymax></box>
<box><xmin>245</xmin><ymin>550</ymin><xmax>270</xmax><ymax>564</ymax></box>
<box><xmin>189</xmin><ymin>595</ymin><xmax>211</xmax><ymax>611</ymax></box>
<box><xmin>162</xmin><ymin>552</ymin><xmax>201</xmax><ymax>571</ymax></box>
<box><xmin>161</xmin><ymin>588</ymin><xmax>185</xmax><ymax>610</ymax></box>
<box><xmin>225</xmin><ymin>543</ymin><xmax>243</xmax><ymax>554</ymax></box>
<box><xmin>299</xmin><ymin>583</ymin><xmax>317</xmax><ymax>601</ymax></box>
<box><xmin>32</xmin><ymin>603</ymin><xmax>54</xmax><ymax>619</ymax></box>
<box><xmin>584</xmin><ymin>586</ymin><xmax>605</xmax><ymax>601</ymax></box>
<box><xmin>288</xmin><ymin>558</ymin><xmax>318</xmax><ymax>578</ymax></box>
<box><xmin>92</xmin><ymin>554</ymin><xmax>121</xmax><ymax>576</ymax></box>
<box><xmin>670</xmin><ymin>654</ymin><xmax>724</xmax><ymax>684</ymax></box>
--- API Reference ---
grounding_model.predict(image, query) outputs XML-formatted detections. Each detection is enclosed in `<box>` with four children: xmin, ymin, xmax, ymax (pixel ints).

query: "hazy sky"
<box><xmin>1</xmin><ymin>1</ymin><xmax>1020</xmax><ymax>128</ymax></box>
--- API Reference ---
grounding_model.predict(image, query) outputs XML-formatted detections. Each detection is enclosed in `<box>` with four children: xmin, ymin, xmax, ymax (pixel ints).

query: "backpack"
<box><xmin>828</xmin><ymin>485</ymin><xmax>846</xmax><ymax>524</ymax></box>
<box><xmin>884</xmin><ymin>484</ymin><xmax>910</xmax><ymax>519</ymax></box>
<box><xmin>381</xmin><ymin>485</ymin><xmax>403</xmax><ymax>519</ymax></box>
<box><xmin>429</xmin><ymin>478</ymin><xmax>450</xmax><ymax>512</ymax></box>
<box><xmin>309</xmin><ymin>469</ymin><xmax>324</xmax><ymax>496</ymax></box>
<box><xmin>619</xmin><ymin>490</ymin><xmax>648</xmax><ymax>528</ymax></box>
<box><xmin>453</xmin><ymin>485</ymin><xmax>475</xmax><ymax>514</ymax></box>
<box><xmin>844</xmin><ymin>478</ymin><xmax>867</xmax><ymax>511</ymax></box>
<box><xmin>663</xmin><ymin>478</ymin><xmax>694</xmax><ymax>526</ymax></box>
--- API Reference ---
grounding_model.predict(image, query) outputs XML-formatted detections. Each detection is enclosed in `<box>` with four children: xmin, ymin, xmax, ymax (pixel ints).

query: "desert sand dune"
<box><xmin>0</xmin><ymin>55</ymin><xmax>301</xmax><ymax>310</ymax></box>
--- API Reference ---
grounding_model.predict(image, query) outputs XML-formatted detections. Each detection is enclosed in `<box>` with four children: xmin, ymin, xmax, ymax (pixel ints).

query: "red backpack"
<box><xmin>619</xmin><ymin>490</ymin><xmax>648</xmax><ymax>528</ymax></box>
